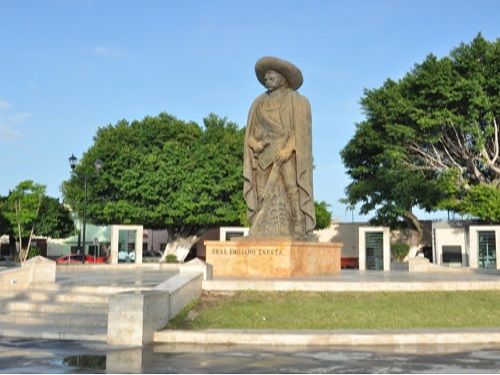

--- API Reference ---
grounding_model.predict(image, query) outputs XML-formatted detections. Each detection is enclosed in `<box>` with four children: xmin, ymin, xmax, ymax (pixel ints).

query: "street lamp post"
<box><xmin>69</xmin><ymin>154</ymin><xmax>103</xmax><ymax>260</ymax></box>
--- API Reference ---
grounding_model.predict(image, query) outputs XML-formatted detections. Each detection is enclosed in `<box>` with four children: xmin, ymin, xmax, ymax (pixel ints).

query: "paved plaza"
<box><xmin>205</xmin><ymin>268</ymin><xmax>500</xmax><ymax>292</ymax></box>
<box><xmin>1</xmin><ymin>265</ymin><xmax>500</xmax><ymax>372</ymax></box>
<box><xmin>44</xmin><ymin>266</ymin><xmax>500</xmax><ymax>293</ymax></box>
<box><xmin>1</xmin><ymin>336</ymin><xmax>500</xmax><ymax>373</ymax></box>
<box><xmin>55</xmin><ymin>268</ymin><xmax>178</xmax><ymax>290</ymax></box>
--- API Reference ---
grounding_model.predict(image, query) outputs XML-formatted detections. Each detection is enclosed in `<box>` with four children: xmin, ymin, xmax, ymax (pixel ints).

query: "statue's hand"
<box><xmin>275</xmin><ymin>147</ymin><xmax>294</xmax><ymax>164</ymax></box>
<box><xmin>251</xmin><ymin>140</ymin><xmax>269</xmax><ymax>154</ymax></box>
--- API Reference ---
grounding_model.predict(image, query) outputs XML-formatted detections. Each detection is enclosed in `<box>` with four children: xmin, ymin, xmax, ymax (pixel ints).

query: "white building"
<box><xmin>432</xmin><ymin>221</ymin><xmax>499</xmax><ymax>269</ymax></box>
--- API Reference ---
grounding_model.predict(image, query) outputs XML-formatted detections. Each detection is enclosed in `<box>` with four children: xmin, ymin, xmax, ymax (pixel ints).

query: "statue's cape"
<box><xmin>243</xmin><ymin>89</ymin><xmax>316</xmax><ymax>233</ymax></box>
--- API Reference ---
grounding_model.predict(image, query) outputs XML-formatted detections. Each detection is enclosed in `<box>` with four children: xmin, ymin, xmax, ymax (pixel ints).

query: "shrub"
<box><xmin>27</xmin><ymin>246</ymin><xmax>41</xmax><ymax>259</ymax></box>
<box><xmin>391</xmin><ymin>242</ymin><xmax>409</xmax><ymax>262</ymax></box>
<box><xmin>166</xmin><ymin>254</ymin><xmax>178</xmax><ymax>263</ymax></box>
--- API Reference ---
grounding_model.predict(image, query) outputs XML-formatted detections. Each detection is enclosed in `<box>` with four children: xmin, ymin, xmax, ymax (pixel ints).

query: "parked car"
<box><xmin>55</xmin><ymin>254</ymin><xmax>86</xmax><ymax>264</ymax></box>
<box><xmin>341</xmin><ymin>257</ymin><xmax>359</xmax><ymax>269</ymax></box>
<box><xmin>55</xmin><ymin>254</ymin><xmax>108</xmax><ymax>265</ymax></box>
<box><xmin>84</xmin><ymin>255</ymin><xmax>108</xmax><ymax>264</ymax></box>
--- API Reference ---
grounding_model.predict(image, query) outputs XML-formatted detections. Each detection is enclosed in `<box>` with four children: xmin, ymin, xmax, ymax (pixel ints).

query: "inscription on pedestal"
<box><xmin>209</xmin><ymin>248</ymin><xmax>284</xmax><ymax>257</ymax></box>
<box><xmin>205</xmin><ymin>240</ymin><xmax>342</xmax><ymax>278</ymax></box>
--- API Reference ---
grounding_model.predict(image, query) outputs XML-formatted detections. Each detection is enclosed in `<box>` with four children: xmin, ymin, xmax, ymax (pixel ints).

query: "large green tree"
<box><xmin>341</xmin><ymin>34</ymin><xmax>500</xmax><ymax>247</ymax></box>
<box><xmin>61</xmin><ymin>112</ymin><xmax>246</xmax><ymax>261</ymax></box>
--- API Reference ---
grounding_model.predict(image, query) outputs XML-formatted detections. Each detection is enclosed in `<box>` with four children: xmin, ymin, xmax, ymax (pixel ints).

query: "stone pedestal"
<box><xmin>205</xmin><ymin>239</ymin><xmax>342</xmax><ymax>278</ymax></box>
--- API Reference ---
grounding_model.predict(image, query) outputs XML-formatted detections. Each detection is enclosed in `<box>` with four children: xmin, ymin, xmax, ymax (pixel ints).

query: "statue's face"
<box><xmin>264</xmin><ymin>70</ymin><xmax>286</xmax><ymax>91</ymax></box>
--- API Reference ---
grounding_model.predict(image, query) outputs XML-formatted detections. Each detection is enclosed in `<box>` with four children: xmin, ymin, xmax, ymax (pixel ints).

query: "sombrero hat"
<box><xmin>255</xmin><ymin>56</ymin><xmax>303</xmax><ymax>90</ymax></box>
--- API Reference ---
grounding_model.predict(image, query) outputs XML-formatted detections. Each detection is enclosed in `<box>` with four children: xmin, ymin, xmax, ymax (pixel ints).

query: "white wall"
<box><xmin>433</xmin><ymin>226</ymin><xmax>467</xmax><ymax>266</ymax></box>
<box><xmin>315</xmin><ymin>222</ymin><xmax>360</xmax><ymax>258</ymax></box>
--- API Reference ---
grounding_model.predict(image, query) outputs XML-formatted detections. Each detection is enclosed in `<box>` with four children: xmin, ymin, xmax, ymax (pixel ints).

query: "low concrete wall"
<box><xmin>0</xmin><ymin>256</ymin><xmax>55</xmax><ymax>292</ymax></box>
<box><xmin>107</xmin><ymin>265</ymin><xmax>205</xmax><ymax>346</ymax></box>
<box><xmin>391</xmin><ymin>257</ymin><xmax>478</xmax><ymax>273</ymax></box>
<box><xmin>154</xmin><ymin>272</ymin><xmax>203</xmax><ymax>319</ymax></box>
<box><xmin>391</xmin><ymin>262</ymin><xmax>409</xmax><ymax>271</ymax></box>
<box><xmin>107</xmin><ymin>290</ymin><xmax>170</xmax><ymax>346</ymax></box>
<box><xmin>56</xmin><ymin>259</ymin><xmax>210</xmax><ymax>274</ymax></box>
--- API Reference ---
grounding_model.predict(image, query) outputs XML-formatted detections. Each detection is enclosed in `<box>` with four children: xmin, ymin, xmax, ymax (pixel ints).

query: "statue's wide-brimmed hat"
<box><xmin>255</xmin><ymin>56</ymin><xmax>303</xmax><ymax>90</ymax></box>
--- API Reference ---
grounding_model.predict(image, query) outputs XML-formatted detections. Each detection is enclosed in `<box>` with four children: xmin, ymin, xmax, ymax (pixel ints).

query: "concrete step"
<box><xmin>18</xmin><ymin>290</ymin><xmax>109</xmax><ymax>304</ymax></box>
<box><xmin>1</xmin><ymin>300</ymin><xmax>108</xmax><ymax>314</ymax></box>
<box><xmin>0</xmin><ymin>321</ymin><xmax>107</xmax><ymax>342</ymax></box>
<box><xmin>31</xmin><ymin>283</ymin><xmax>150</xmax><ymax>294</ymax></box>
<box><xmin>0</xmin><ymin>311</ymin><xmax>108</xmax><ymax>327</ymax></box>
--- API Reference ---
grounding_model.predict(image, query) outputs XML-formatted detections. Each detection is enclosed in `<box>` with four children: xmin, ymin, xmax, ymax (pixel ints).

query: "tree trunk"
<box><xmin>161</xmin><ymin>235</ymin><xmax>200</xmax><ymax>262</ymax></box>
<box><xmin>402</xmin><ymin>209</ymin><xmax>423</xmax><ymax>258</ymax></box>
<box><xmin>8</xmin><ymin>234</ymin><xmax>18</xmax><ymax>260</ymax></box>
<box><xmin>160</xmin><ymin>226</ymin><xmax>208</xmax><ymax>262</ymax></box>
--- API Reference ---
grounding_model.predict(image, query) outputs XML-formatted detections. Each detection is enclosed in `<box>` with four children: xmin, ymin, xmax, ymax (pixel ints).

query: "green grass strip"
<box><xmin>167</xmin><ymin>290</ymin><xmax>500</xmax><ymax>330</ymax></box>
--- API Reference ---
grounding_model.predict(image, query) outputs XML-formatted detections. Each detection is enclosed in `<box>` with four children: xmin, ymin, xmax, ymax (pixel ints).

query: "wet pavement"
<box><xmin>1</xmin><ymin>336</ymin><xmax>499</xmax><ymax>373</ymax></box>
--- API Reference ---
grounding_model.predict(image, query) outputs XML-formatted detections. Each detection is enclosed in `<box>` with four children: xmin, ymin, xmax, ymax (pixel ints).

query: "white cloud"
<box><xmin>0</xmin><ymin>100</ymin><xmax>12</xmax><ymax>112</ymax></box>
<box><xmin>0</xmin><ymin>126</ymin><xmax>22</xmax><ymax>143</ymax></box>
<box><xmin>0</xmin><ymin>101</ymin><xmax>31</xmax><ymax>143</ymax></box>
<box><xmin>11</xmin><ymin>112</ymin><xmax>32</xmax><ymax>122</ymax></box>
<box><xmin>92</xmin><ymin>46</ymin><xmax>121</xmax><ymax>58</ymax></box>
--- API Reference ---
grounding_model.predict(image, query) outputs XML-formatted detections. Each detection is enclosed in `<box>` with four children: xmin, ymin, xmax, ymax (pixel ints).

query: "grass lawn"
<box><xmin>167</xmin><ymin>290</ymin><xmax>500</xmax><ymax>330</ymax></box>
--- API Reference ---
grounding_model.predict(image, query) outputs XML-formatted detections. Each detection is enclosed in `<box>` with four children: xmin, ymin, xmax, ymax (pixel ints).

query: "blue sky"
<box><xmin>1</xmin><ymin>0</ymin><xmax>499</xmax><ymax>222</ymax></box>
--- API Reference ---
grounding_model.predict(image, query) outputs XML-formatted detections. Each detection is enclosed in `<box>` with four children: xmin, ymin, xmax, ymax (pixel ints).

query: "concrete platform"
<box><xmin>0</xmin><ymin>267</ymin><xmax>179</xmax><ymax>343</ymax></box>
<box><xmin>203</xmin><ymin>269</ymin><xmax>500</xmax><ymax>292</ymax></box>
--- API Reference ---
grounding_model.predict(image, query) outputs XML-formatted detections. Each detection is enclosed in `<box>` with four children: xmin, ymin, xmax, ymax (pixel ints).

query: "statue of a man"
<box><xmin>243</xmin><ymin>56</ymin><xmax>315</xmax><ymax>239</ymax></box>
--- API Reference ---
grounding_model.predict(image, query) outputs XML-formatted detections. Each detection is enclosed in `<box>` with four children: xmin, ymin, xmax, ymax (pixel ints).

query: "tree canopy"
<box><xmin>341</xmin><ymin>34</ymin><xmax>500</xmax><ymax>232</ymax></box>
<box><xmin>61</xmin><ymin>113</ymin><xmax>247</xmax><ymax>240</ymax></box>
<box><xmin>314</xmin><ymin>201</ymin><xmax>332</xmax><ymax>230</ymax></box>
<box><xmin>36</xmin><ymin>197</ymin><xmax>76</xmax><ymax>238</ymax></box>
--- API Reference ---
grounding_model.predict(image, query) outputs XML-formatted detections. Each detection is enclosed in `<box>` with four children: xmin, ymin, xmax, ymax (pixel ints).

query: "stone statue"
<box><xmin>243</xmin><ymin>56</ymin><xmax>315</xmax><ymax>239</ymax></box>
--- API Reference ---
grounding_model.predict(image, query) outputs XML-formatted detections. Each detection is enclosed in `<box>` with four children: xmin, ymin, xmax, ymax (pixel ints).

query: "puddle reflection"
<box><xmin>63</xmin><ymin>355</ymin><xmax>106</xmax><ymax>372</ymax></box>
<box><xmin>2</xmin><ymin>337</ymin><xmax>500</xmax><ymax>374</ymax></box>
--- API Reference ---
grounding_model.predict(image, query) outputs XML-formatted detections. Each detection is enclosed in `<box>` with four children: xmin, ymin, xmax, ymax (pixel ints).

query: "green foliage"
<box><xmin>61</xmin><ymin>113</ymin><xmax>246</xmax><ymax>235</ymax></box>
<box><xmin>36</xmin><ymin>197</ymin><xmax>76</xmax><ymax>238</ymax></box>
<box><xmin>3</xmin><ymin>180</ymin><xmax>45</xmax><ymax>262</ymax></box>
<box><xmin>165</xmin><ymin>254</ymin><xmax>178</xmax><ymax>263</ymax></box>
<box><xmin>314</xmin><ymin>201</ymin><xmax>332</xmax><ymax>229</ymax></box>
<box><xmin>0</xmin><ymin>196</ymin><xmax>10</xmax><ymax>235</ymax></box>
<box><xmin>27</xmin><ymin>246</ymin><xmax>41</xmax><ymax>259</ymax></box>
<box><xmin>391</xmin><ymin>242</ymin><xmax>410</xmax><ymax>261</ymax></box>
<box><xmin>4</xmin><ymin>180</ymin><xmax>46</xmax><ymax>239</ymax></box>
<box><xmin>457</xmin><ymin>184</ymin><xmax>500</xmax><ymax>222</ymax></box>
<box><xmin>341</xmin><ymin>34</ymin><xmax>500</xmax><ymax>225</ymax></box>
<box><xmin>1</xmin><ymin>187</ymin><xmax>75</xmax><ymax>240</ymax></box>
